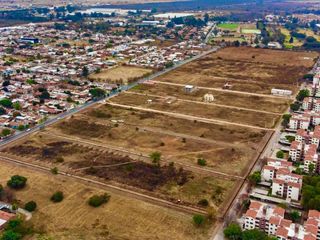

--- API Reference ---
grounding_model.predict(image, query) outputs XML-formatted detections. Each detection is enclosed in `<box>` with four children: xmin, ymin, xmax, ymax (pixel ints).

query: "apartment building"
<box><xmin>289</xmin><ymin>113</ymin><xmax>311</xmax><ymax>130</ymax></box>
<box><xmin>289</xmin><ymin>141</ymin><xmax>303</xmax><ymax>162</ymax></box>
<box><xmin>243</xmin><ymin>202</ymin><xmax>320</xmax><ymax>240</ymax></box>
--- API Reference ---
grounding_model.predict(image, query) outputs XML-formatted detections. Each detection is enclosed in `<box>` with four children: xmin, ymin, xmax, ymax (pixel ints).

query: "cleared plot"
<box><xmin>2</xmin><ymin>133</ymin><xmax>236</xmax><ymax>208</ymax></box>
<box><xmin>109</xmin><ymin>93</ymin><xmax>280</xmax><ymax>128</ymax></box>
<box><xmin>130</xmin><ymin>83</ymin><xmax>290</xmax><ymax>113</ymax></box>
<box><xmin>0</xmin><ymin>161</ymin><xmax>211</xmax><ymax>240</ymax></box>
<box><xmin>155</xmin><ymin>47</ymin><xmax>317</xmax><ymax>94</ymax></box>
<box><xmin>89</xmin><ymin>66</ymin><xmax>153</xmax><ymax>84</ymax></box>
<box><xmin>217</xmin><ymin>23</ymin><xmax>239</xmax><ymax>30</ymax></box>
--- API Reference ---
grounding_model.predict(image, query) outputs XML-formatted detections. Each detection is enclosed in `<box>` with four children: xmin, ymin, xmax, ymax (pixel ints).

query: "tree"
<box><xmin>50</xmin><ymin>191</ymin><xmax>64</xmax><ymax>203</ymax></box>
<box><xmin>192</xmin><ymin>214</ymin><xmax>205</xmax><ymax>227</ymax></box>
<box><xmin>223</xmin><ymin>223</ymin><xmax>242</xmax><ymax>240</ymax></box>
<box><xmin>242</xmin><ymin>229</ymin><xmax>267</xmax><ymax>240</ymax></box>
<box><xmin>282</xmin><ymin>114</ymin><xmax>291</xmax><ymax>128</ymax></box>
<box><xmin>88</xmin><ymin>193</ymin><xmax>111</xmax><ymax>207</ymax></box>
<box><xmin>290</xmin><ymin>102</ymin><xmax>300</xmax><ymax>112</ymax></box>
<box><xmin>165</xmin><ymin>61</ymin><xmax>174</xmax><ymax>68</ymax></box>
<box><xmin>2</xmin><ymin>129</ymin><xmax>11</xmax><ymax>137</ymax></box>
<box><xmin>150</xmin><ymin>152</ymin><xmax>161</xmax><ymax>165</ymax></box>
<box><xmin>197</xmin><ymin>158</ymin><xmax>207</xmax><ymax>166</ymax></box>
<box><xmin>0</xmin><ymin>98</ymin><xmax>13</xmax><ymax>108</ymax></box>
<box><xmin>1</xmin><ymin>230</ymin><xmax>22</xmax><ymax>240</ymax></box>
<box><xmin>308</xmin><ymin>163</ymin><xmax>315</xmax><ymax>175</ymax></box>
<box><xmin>50</xmin><ymin>167</ymin><xmax>58</xmax><ymax>175</ymax></box>
<box><xmin>0</xmin><ymin>107</ymin><xmax>6</xmax><ymax>115</ymax></box>
<box><xmin>12</xmin><ymin>102</ymin><xmax>21</xmax><ymax>110</ymax></box>
<box><xmin>290</xmin><ymin>210</ymin><xmax>300</xmax><ymax>223</ymax></box>
<box><xmin>248</xmin><ymin>171</ymin><xmax>261</xmax><ymax>185</ymax></box>
<box><xmin>296</xmin><ymin>89</ymin><xmax>310</xmax><ymax>102</ymax></box>
<box><xmin>24</xmin><ymin>201</ymin><xmax>37</xmax><ymax>212</ymax></box>
<box><xmin>289</xmin><ymin>36</ymin><xmax>294</xmax><ymax>43</ymax></box>
<box><xmin>276</xmin><ymin>150</ymin><xmax>285</xmax><ymax>159</ymax></box>
<box><xmin>198</xmin><ymin>199</ymin><xmax>209</xmax><ymax>207</ymax></box>
<box><xmin>7</xmin><ymin>175</ymin><xmax>27</xmax><ymax>189</ymax></box>
<box><xmin>82</xmin><ymin>66</ymin><xmax>89</xmax><ymax>77</ymax></box>
<box><xmin>89</xmin><ymin>88</ymin><xmax>106</xmax><ymax>99</ymax></box>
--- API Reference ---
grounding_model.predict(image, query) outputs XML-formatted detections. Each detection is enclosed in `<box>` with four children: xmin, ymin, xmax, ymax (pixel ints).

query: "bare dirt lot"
<box><xmin>155</xmin><ymin>47</ymin><xmax>318</xmax><ymax>94</ymax></box>
<box><xmin>130</xmin><ymin>83</ymin><xmax>291</xmax><ymax>113</ymax></box>
<box><xmin>0</xmin><ymin>161</ymin><xmax>211</xmax><ymax>240</ymax></box>
<box><xmin>89</xmin><ymin>66</ymin><xmax>152</xmax><ymax>84</ymax></box>
<box><xmin>109</xmin><ymin>93</ymin><xmax>280</xmax><ymax>128</ymax></box>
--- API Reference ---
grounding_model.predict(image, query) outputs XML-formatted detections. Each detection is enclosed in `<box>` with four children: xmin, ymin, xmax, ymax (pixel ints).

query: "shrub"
<box><xmin>193</xmin><ymin>214</ymin><xmax>205</xmax><ymax>227</ymax></box>
<box><xmin>276</xmin><ymin>150</ymin><xmax>284</xmax><ymax>159</ymax></box>
<box><xmin>50</xmin><ymin>167</ymin><xmax>58</xmax><ymax>175</ymax></box>
<box><xmin>198</xmin><ymin>199</ymin><xmax>209</xmax><ymax>207</ymax></box>
<box><xmin>24</xmin><ymin>201</ymin><xmax>37</xmax><ymax>212</ymax></box>
<box><xmin>50</xmin><ymin>191</ymin><xmax>64</xmax><ymax>203</ymax></box>
<box><xmin>7</xmin><ymin>175</ymin><xmax>27</xmax><ymax>189</ymax></box>
<box><xmin>88</xmin><ymin>193</ymin><xmax>111</xmax><ymax>207</ymax></box>
<box><xmin>197</xmin><ymin>158</ymin><xmax>206</xmax><ymax>166</ymax></box>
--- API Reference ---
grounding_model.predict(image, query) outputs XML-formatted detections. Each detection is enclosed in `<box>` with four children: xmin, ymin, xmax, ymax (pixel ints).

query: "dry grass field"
<box><xmin>130</xmin><ymin>83</ymin><xmax>290</xmax><ymax>113</ymax></box>
<box><xmin>109</xmin><ymin>93</ymin><xmax>280</xmax><ymax>128</ymax></box>
<box><xmin>1</xmin><ymin>132</ymin><xmax>236</xmax><ymax>207</ymax></box>
<box><xmin>89</xmin><ymin>66</ymin><xmax>152</xmax><ymax>84</ymax></box>
<box><xmin>0</xmin><ymin>47</ymin><xmax>314</xmax><ymax>239</ymax></box>
<box><xmin>155</xmin><ymin>47</ymin><xmax>318</xmax><ymax>94</ymax></box>
<box><xmin>0</xmin><ymin>161</ymin><xmax>210</xmax><ymax>240</ymax></box>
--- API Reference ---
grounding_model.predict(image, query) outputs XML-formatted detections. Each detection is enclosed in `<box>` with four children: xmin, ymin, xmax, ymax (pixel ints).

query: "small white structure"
<box><xmin>271</xmin><ymin>88</ymin><xmax>292</xmax><ymax>96</ymax></box>
<box><xmin>184</xmin><ymin>85</ymin><xmax>194</xmax><ymax>93</ymax></box>
<box><xmin>203</xmin><ymin>94</ymin><xmax>214</xmax><ymax>103</ymax></box>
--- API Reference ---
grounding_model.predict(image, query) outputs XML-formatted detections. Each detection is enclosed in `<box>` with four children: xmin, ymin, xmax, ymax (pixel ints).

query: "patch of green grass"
<box><xmin>217</xmin><ymin>23</ymin><xmax>239</xmax><ymax>31</ymax></box>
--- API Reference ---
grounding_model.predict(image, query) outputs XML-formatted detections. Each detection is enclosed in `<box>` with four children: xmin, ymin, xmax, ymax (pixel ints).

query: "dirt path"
<box><xmin>106</xmin><ymin>102</ymin><xmax>273</xmax><ymax>131</ymax></box>
<box><xmin>124</xmin><ymin>91</ymin><xmax>282</xmax><ymax>115</ymax></box>
<box><xmin>153</xmin><ymin>81</ymin><xmax>293</xmax><ymax>100</ymax></box>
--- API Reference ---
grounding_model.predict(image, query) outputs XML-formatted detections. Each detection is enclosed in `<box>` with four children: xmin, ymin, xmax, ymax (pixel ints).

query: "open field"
<box><xmin>1</xmin><ymin>132</ymin><xmax>237</xmax><ymax>208</ymax></box>
<box><xmin>217</xmin><ymin>23</ymin><xmax>239</xmax><ymax>30</ymax></box>
<box><xmin>89</xmin><ymin>66</ymin><xmax>153</xmax><ymax>84</ymax></box>
<box><xmin>155</xmin><ymin>47</ymin><xmax>318</xmax><ymax>94</ymax></box>
<box><xmin>109</xmin><ymin>93</ymin><xmax>280</xmax><ymax>128</ymax></box>
<box><xmin>130</xmin><ymin>83</ymin><xmax>290</xmax><ymax>113</ymax></box>
<box><xmin>0</xmin><ymin>161</ymin><xmax>211</xmax><ymax>240</ymax></box>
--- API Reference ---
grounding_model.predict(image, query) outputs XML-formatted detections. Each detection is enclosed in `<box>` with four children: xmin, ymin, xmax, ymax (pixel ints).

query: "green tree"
<box><xmin>276</xmin><ymin>150</ymin><xmax>284</xmax><ymax>159</ymax></box>
<box><xmin>82</xmin><ymin>66</ymin><xmax>89</xmax><ymax>77</ymax></box>
<box><xmin>282</xmin><ymin>114</ymin><xmax>291</xmax><ymax>128</ymax></box>
<box><xmin>2</xmin><ymin>129</ymin><xmax>11</xmax><ymax>137</ymax></box>
<box><xmin>89</xmin><ymin>88</ymin><xmax>106</xmax><ymax>99</ymax></box>
<box><xmin>290</xmin><ymin>210</ymin><xmax>300</xmax><ymax>223</ymax></box>
<box><xmin>1</xmin><ymin>230</ymin><xmax>22</xmax><ymax>240</ymax></box>
<box><xmin>248</xmin><ymin>171</ymin><xmax>261</xmax><ymax>185</ymax></box>
<box><xmin>290</xmin><ymin>102</ymin><xmax>300</xmax><ymax>112</ymax></box>
<box><xmin>198</xmin><ymin>199</ymin><xmax>209</xmax><ymax>207</ymax></box>
<box><xmin>0</xmin><ymin>98</ymin><xmax>13</xmax><ymax>108</ymax></box>
<box><xmin>7</xmin><ymin>175</ymin><xmax>27</xmax><ymax>189</ymax></box>
<box><xmin>24</xmin><ymin>201</ymin><xmax>37</xmax><ymax>212</ymax></box>
<box><xmin>308</xmin><ymin>163</ymin><xmax>315</xmax><ymax>175</ymax></box>
<box><xmin>223</xmin><ymin>223</ymin><xmax>242</xmax><ymax>240</ymax></box>
<box><xmin>242</xmin><ymin>229</ymin><xmax>267</xmax><ymax>240</ymax></box>
<box><xmin>192</xmin><ymin>214</ymin><xmax>205</xmax><ymax>227</ymax></box>
<box><xmin>50</xmin><ymin>191</ymin><xmax>64</xmax><ymax>203</ymax></box>
<box><xmin>150</xmin><ymin>152</ymin><xmax>161</xmax><ymax>165</ymax></box>
<box><xmin>13</xmin><ymin>102</ymin><xmax>22</xmax><ymax>110</ymax></box>
<box><xmin>296</xmin><ymin>89</ymin><xmax>310</xmax><ymax>102</ymax></box>
<box><xmin>88</xmin><ymin>193</ymin><xmax>111</xmax><ymax>207</ymax></box>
